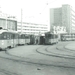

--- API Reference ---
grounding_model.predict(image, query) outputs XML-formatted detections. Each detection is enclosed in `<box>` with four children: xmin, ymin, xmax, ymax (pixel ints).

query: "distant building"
<box><xmin>50</xmin><ymin>4</ymin><xmax>75</xmax><ymax>33</ymax></box>
<box><xmin>17</xmin><ymin>22</ymin><xmax>48</xmax><ymax>35</ymax></box>
<box><xmin>0</xmin><ymin>12</ymin><xmax>17</xmax><ymax>31</ymax></box>
<box><xmin>53</xmin><ymin>26</ymin><xmax>67</xmax><ymax>34</ymax></box>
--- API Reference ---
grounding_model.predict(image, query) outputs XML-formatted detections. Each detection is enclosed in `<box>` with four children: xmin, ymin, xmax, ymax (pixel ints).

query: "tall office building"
<box><xmin>50</xmin><ymin>4</ymin><xmax>75</xmax><ymax>33</ymax></box>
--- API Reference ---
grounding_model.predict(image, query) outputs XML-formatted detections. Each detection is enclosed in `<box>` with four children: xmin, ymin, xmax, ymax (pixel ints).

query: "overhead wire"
<box><xmin>39</xmin><ymin>0</ymin><xmax>58</xmax><ymax>14</ymax></box>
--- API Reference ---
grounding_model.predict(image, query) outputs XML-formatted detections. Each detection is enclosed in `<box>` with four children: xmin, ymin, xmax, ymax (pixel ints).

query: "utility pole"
<box><xmin>21</xmin><ymin>8</ymin><xmax>23</xmax><ymax>33</ymax></box>
<box><xmin>6</xmin><ymin>14</ymin><xmax>8</xmax><ymax>30</ymax></box>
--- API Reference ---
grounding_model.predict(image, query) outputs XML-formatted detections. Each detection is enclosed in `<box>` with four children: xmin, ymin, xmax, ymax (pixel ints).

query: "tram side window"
<box><xmin>10</xmin><ymin>33</ymin><xmax>14</xmax><ymax>39</ymax></box>
<box><xmin>18</xmin><ymin>35</ymin><xmax>21</xmax><ymax>39</ymax></box>
<box><xmin>16</xmin><ymin>34</ymin><xmax>18</xmax><ymax>39</ymax></box>
<box><xmin>51</xmin><ymin>34</ymin><xmax>54</xmax><ymax>39</ymax></box>
<box><xmin>12</xmin><ymin>34</ymin><xmax>16</xmax><ymax>39</ymax></box>
<box><xmin>7</xmin><ymin>34</ymin><xmax>10</xmax><ymax>39</ymax></box>
<box><xmin>48</xmin><ymin>34</ymin><xmax>52</xmax><ymax>39</ymax></box>
<box><xmin>2</xmin><ymin>33</ymin><xmax>7</xmax><ymax>39</ymax></box>
<box><xmin>24</xmin><ymin>35</ymin><xmax>25</xmax><ymax>39</ymax></box>
<box><xmin>21</xmin><ymin>35</ymin><xmax>23</xmax><ymax>39</ymax></box>
<box><xmin>22</xmin><ymin>35</ymin><xmax>25</xmax><ymax>39</ymax></box>
<box><xmin>25</xmin><ymin>35</ymin><xmax>30</xmax><ymax>39</ymax></box>
<box><xmin>46</xmin><ymin>34</ymin><xmax>53</xmax><ymax>39</ymax></box>
<box><xmin>25</xmin><ymin>36</ymin><xmax>28</xmax><ymax>39</ymax></box>
<box><xmin>14</xmin><ymin>34</ymin><xmax>17</xmax><ymax>39</ymax></box>
<box><xmin>9</xmin><ymin>34</ymin><xmax>12</xmax><ymax>39</ymax></box>
<box><xmin>4</xmin><ymin>34</ymin><xmax>7</xmax><ymax>39</ymax></box>
<box><xmin>45</xmin><ymin>34</ymin><xmax>49</xmax><ymax>38</ymax></box>
<box><xmin>9</xmin><ymin>34</ymin><xmax>11</xmax><ymax>39</ymax></box>
<box><xmin>10</xmin><ymin>34</ymin><xmax>12</xmax><ymax>39</ymax></box>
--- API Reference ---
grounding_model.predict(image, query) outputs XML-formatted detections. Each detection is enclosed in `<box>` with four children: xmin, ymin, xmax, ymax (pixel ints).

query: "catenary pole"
<box><xmin>21</xmin><ymin>8</ymin><xmax>23</xmax><ymax>33</ymax></box>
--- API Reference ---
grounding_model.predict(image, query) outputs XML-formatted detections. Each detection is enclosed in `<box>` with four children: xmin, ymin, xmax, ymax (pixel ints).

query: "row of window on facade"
<box><xmin>17</xmin><ymin>28</ymin><xmax>47</xmax><ymax>30</ymax></box>
<box><xmin>0</xmin><ymin>18</ymin><xmax>48</xmax><ymax>31</ymax></box>
<box><xmin>19</xmin><ymin>22</ymin><xmax>47</xmax><ymax>26</ymax></box>
<box><xmin>0</xmin><ymin>18</ymin><xmax>17</xmax><ymax>30</ymax></box>
<box><xmin>17</xmin><ymin>28</ymin><xmax>47</xmax><ymax>31</ymax></box>
<box><xmin>18</xmin><ymin>31</ymin><xmax>44</xmax><ymax>34</ymax></box>
<box><xmin>18</xmin><ymin>26</ymin><xmax>47</xmax><ymax>29</ymax></box>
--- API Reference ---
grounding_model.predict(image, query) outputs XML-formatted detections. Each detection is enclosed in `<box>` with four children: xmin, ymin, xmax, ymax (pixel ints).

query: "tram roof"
<box><xmin>45</xmin><ymin>32</ymin><xmax>57</xmax><ymax>35</ymax></box>
<box><xmin>45</xmin><ymin>32</ymin><xmax>55</xmax><ymax>34</ymax></box>
<box><xmin>0</xmin><ymin>29</ymin><xmax>18</xmax><ymax>34</ymax></box>
<box><xmin>18</xmin><ymin>32</ymin><xmax>30</xmax><ymax>35</ymax></box>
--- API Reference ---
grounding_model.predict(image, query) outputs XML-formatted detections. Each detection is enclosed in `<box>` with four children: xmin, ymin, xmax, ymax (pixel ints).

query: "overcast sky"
<box><xmin>0</xmin><ymin>0</ymin><xmax>75</xmax><ymax>24</ymax></box>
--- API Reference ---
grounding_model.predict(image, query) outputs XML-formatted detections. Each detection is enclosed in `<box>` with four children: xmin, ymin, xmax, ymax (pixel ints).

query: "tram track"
<box><xmin>3</xmin><ymin>49</ymin><xmax>75</xmax><ymax>69</ymax></box>
<box><xmin>0</xmin><ymin>43</ymin><xmax>75</xmax><ymax>69</ymax></box>
<box><xmin>0</xmin><ymin>69</ymin><xmax>19</xmax><ymax>75</ymax></box>
<box><xmin>5</xmin><ymin>45</ymin><xmax>75</xmax><ymax>69</ymax></box>
<box><xmin>36</xmin><ymin>42</ymin><xmax>75</xmax><ymax>59</ymax></box>
<box><xmin>46</xmin><ymin>46</ymin><xmax>75</xmax><ymax>58</ymax></box>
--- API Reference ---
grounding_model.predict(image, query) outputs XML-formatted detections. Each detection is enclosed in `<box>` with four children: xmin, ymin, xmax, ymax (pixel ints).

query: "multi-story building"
<box><xmin>0</xmin><ymin>12</ymin><xmax>17</xmax><ymax>31</ymax></box>
<box><xmin>17</xmin><ymin>22</ymin><xmax>48</xmax><ymax>35</ymax></box>
<box><xmin>50</xmin><ymin>4</ymin><xmax>75</xmax><ymax>33</ymax></box>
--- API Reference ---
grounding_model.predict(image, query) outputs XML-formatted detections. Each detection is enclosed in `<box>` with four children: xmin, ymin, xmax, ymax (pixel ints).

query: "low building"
<box><xmin>0</xmin><ymin>12</ymin><xmax>17</xmax><ymax>31</ymax></box>
<box><xmin>17</xmin><ymin>22</ymin><xmax>48</xmax><ymax>35</ymax></box>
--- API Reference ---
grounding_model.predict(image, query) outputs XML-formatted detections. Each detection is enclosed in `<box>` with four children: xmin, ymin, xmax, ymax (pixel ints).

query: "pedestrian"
<box><xmin>36</xmin><ymin>39</ymin><xmax>38</xmax><ymax>44</ymax></box>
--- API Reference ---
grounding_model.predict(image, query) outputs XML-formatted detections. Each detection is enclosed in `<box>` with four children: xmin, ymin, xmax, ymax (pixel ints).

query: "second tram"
<box><xmin>45</xmin><ymin>32</ymin><xmax>58</xmax><ymax>45</ymax></box>
<box><xmin>60</xmin><ymin>33</ymin><xmax>75</xmax><ymax>41</ymax></box>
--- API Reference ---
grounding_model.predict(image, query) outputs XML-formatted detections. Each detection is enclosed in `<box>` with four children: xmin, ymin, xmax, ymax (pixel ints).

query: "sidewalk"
<box><xmin>65</xmin><ymin>42</ymin><xmax>75</xmax><ymax>50</ymax></box>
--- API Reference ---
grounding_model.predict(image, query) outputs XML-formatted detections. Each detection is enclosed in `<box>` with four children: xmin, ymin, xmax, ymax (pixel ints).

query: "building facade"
<box><xmin>50</xmin><ymin>4</ymin><xmax>75</xmax><ymax>33</ymax></box>
<box><xmin>0</xmin><ymin>12</ymin><xmax>17</xmax><ymax>31</ymax></box>
<box><xmin>17</xmin><ymin>22</ymin><xmax>48</xmax><ymax>35</ymax></box>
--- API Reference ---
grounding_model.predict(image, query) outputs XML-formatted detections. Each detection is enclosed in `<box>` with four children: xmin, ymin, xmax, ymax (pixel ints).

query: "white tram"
<box><xmin>45</xmin><ymin>32</ymin><xmax>58</xmax><ymax>44</ymax></box>
<box><xmin>0</xmin><ymin>30</ymin><xmax>18</xmax><ymax>50</ymax></box>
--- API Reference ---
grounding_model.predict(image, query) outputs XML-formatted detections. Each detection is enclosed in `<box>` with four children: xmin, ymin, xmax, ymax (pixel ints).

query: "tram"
<box><xmin>45</xmin><ymin>32</ymin><xmax>58</xmax><ymax>45</ymax></box>
<box><xmin>0</xmin><ymin>29</ymin><xmax>59</xmax><ymax>50</ymax></box>
<box><xmin>25</xmin><ymin>34</ymin><xmax>30</xmax><ymax>44</ymax></box>
<box><xmin>0</xmin><ymin>29</ymin><xmax>18</xmax><ymax>50</ymax></box>
<box><xmin>60</xmin><ymin>33</ymin><xmax>75</xmax><ymax>41</ymax></box>
<box><xmin>18</xmin><ymin>33</ymin><xmax>31</xmax><ymax>45</ymax></box>
<box><xmin>18</xmin><ymin>33</ymin><xmax>26</xmax><ymax>45</ymax></box>
<box><xmin>30</xmin><ymin>35</ymin><xmax>35</xmax><ymax>44</ymax></box>
<box><xmin>39</xmin><ymin>35</ymin><xmax>45</xmax><ymax>45</ymax></box>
